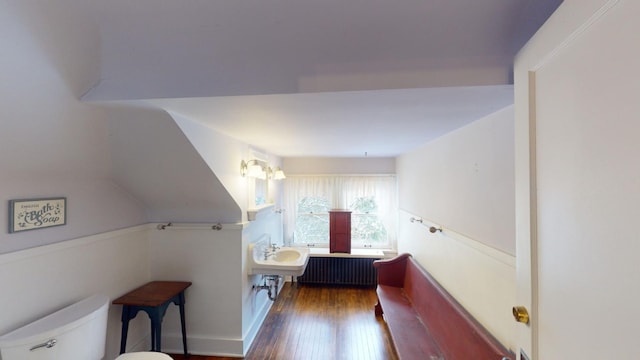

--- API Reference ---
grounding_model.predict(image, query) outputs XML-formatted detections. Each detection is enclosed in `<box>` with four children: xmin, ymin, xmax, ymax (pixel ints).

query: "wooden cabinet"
<box><xmin>329</xmin><ymin>210</ymin><xmax>351</xmax><ymax>253</ymax></box>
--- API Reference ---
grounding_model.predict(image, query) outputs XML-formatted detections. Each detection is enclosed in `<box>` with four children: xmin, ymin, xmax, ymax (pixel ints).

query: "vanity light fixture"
<box><xmin>242</xmin><ymin>160</ymin><xmax>286</xmax><ymax>180</ymax></box>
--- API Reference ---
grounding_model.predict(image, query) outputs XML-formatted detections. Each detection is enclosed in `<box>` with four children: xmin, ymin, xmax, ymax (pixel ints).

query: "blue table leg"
<box><xmin>150</xmin><ymin>320</ymin><xmax>156</xmax><ymax>350</ymax></box>
<box><xmin>119</xmin><ymin>306</ymin><xmax>137</xmax><ymax>354</ymax></box>
<box><xmin>149</xmin><ymin>308</ymin><xmax>162</xmax><ymax>352</ymax></box>
<box><xmin>178</xmin><ymin>292</ymin><xmax>188</xmax><ymax>356</ymax></box>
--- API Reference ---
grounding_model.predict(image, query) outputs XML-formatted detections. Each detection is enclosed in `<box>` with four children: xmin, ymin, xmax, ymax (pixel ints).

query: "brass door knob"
<box><xmin>512</xmin><ymin>306</ymin><xmax>529</xmax><ymax>324</ymax></box>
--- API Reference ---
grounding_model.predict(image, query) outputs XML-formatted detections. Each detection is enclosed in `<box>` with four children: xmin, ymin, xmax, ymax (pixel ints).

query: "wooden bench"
<box><xmin>373</xmin><ymin>253</ymin><xmax>513</xmax><ymax>360</ymax></box>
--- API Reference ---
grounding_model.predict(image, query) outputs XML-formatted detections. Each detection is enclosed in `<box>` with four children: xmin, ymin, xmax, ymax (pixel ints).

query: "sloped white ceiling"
<box><xmin>107</xmin><ymin>106</ymin><xmax>242</xmax><ymax>223</ymax></box>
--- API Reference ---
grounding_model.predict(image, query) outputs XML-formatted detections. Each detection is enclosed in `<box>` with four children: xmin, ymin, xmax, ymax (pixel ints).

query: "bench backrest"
<box><xmin>403</xmin><ymin>256</ymin><xmax>513</xmax><ymax>360</ymax></box>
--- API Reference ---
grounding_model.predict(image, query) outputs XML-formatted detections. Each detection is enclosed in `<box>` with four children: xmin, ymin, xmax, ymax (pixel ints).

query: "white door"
<box><xmin>515</xmin><ymin>0</ymin><xmax>640</xmax><ymax>358</ymax></box>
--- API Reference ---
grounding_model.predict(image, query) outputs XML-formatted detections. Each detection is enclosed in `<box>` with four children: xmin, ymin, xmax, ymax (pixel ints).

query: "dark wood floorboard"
<box><xmin>169</xmin><ymin>282</ymin><xmax>397</xmax><ymax>360</ymax></box>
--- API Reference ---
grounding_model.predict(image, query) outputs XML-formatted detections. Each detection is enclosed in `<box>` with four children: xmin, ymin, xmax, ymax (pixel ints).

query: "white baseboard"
<box><xmin>160</xmin><ymin>333</ymin><xmax>243</xmax><ymax>357</ymax></box>
<box><xmin>159</xmin><ymin>294</ymin><xmax>273</xmax><ymax>357</ymax></box>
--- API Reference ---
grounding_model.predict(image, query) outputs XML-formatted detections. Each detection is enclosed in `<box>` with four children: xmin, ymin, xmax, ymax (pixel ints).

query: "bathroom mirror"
<box><xmin>254</xmin><ymin>177</ymin><xmax>267</xmax><ymax>205</ymax></box>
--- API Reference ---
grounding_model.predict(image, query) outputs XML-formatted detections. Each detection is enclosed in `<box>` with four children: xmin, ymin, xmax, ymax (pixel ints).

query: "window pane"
<box><xmin>294</xmin><ymin>213</ymin><xmax>329</xmax><ymax>244</ymax></box>
<box><xmin>350</xmin><ymin>196</ymin><xmax>378</xmax><ymax>213</ymax></box>
<box><xmin>294</xmin><ymin>197</ymin><xmax>330</xmax><ymax>244</ymax></box>
<box><xmin>298</xmin><ymin>197</ymin><xmax>330</xmax><ymax>213</ymax></box>
<box><xmin>351</xmin><ymin>214</ymin><xmax>388</xmax><ymax>243</ymax></box>
<box><xmin>350</xmin><ymin>197</ymin><xmax>387</xmax><ymax>244</ymax></box>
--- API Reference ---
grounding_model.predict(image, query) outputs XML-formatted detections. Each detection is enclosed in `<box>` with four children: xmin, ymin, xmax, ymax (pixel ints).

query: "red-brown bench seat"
<box><xmin>373</xmin><ymin>253</ymin><xmax>513</xmax><ymax>360</ymax></box>
<box><xmin>376</xmin><ymin>284</ymin><xmax>443</xmax><ymax>358</ymax></box>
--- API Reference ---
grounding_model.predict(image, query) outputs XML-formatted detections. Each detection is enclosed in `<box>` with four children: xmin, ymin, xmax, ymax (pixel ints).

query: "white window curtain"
<box><xmin>283</xmin><ymin>175</ymin><xmax>397</xmax><ymax>248</ymax></box>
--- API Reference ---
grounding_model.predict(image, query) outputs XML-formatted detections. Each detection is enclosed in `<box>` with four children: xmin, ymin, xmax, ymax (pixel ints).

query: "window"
<box><xmin>284</xmin><ymin>175</ymin><xmax>396</xmax><ymax>249</ymax></box>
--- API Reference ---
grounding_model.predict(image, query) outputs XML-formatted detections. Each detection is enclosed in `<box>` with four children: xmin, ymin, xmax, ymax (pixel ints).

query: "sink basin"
<box><xmin>248</xmin><ymin>239</ymin><xmax>310</xmax><ymax>277</ymax></box>
<box><xmin>272</xmin><ymin>250</ymin><xmax>301</xmax><ymax>262</ymax></box>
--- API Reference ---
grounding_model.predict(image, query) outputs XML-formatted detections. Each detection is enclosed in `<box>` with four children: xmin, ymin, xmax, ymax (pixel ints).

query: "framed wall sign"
<box><xmin>9</xmin><ymin>197</ymin><xmax>67</xmax><ymax>233</ymax></box>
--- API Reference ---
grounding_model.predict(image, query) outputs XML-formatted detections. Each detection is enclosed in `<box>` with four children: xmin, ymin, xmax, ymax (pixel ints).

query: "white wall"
<box><xmin>397</xmin><ymin>105</ymin><xmax>515</xmax><ymax>255</ymax></box>
<box><xmin>240</xmin><ymin>211</ymin><xmax>285</xmax><ymax>354</ymax></box>
<box><xmin>149</xmin><ymin>210</ymin><xmax>283</xmax><ymax>357</ymax></box>
<box><xmin>284</xmin><ymin>157</ymin><xmax>395</xmax><ymax>175</ymax></box>
<box><xmin>172</xmin><ymin>113</ymin><xmax>287</xmax><ymax>225</ymax></box>
<box><xmin>172</xmin><ymin>113</ymin><xmax>285</xmax><ymax>222</ymax></box>
<box><xmin>149</xmin><ymin>225</ymin><xmax>247</xmax><ymax>356</ymax></box>
<box><xmin>0</xmin><ymin>226</ymin><xmax>152</xmax><ymax>360</ymax></box>
<box><xmin>0</xmin><ymin>1</ymin><xmax>146</xmax><ymax>254</ymax></box>
<box><xmin>396</xmin><ymin>106</ymin><xmax>516</xmax><ymax>351</ymax></box>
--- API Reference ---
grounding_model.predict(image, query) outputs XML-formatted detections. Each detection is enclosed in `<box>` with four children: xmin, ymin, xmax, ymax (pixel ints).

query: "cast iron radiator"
<box><xmin>297</xmin><ymin>257</ymin><xmax>380</xmax><ymax>287</ymax></box>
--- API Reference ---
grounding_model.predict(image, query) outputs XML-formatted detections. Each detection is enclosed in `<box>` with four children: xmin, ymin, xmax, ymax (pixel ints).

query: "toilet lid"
<box><xmin>115</xmin><ymin>352</ymin><xmax>173</xmax><ymax>360</ymax></box>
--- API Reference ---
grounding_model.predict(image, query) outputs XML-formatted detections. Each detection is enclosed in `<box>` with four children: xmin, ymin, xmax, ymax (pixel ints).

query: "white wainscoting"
<box><xmin>0</xmin><ymin>220</ymin><xmax>283</xmax><ymax>359</ymax></box>
<box><xmin>149</xmin><ymin>220</ymin><xmax>278</xmax><ymax>357</ymax></box>
<box><xmin>397</xmin><ymin>209</ymin><xmax>517</xmax><ymax>352</ymax></box>
<box><xmin>0</xmin><ymin>225</ymin><xmax>153</xmax><ymax>360</ymax></box>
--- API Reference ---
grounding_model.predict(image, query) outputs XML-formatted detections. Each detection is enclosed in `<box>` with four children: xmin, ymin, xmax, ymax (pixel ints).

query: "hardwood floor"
<box><xmin>169</xmin><ymin>282</ymin><xmax>397</xmax><ymax>360</ymax></box>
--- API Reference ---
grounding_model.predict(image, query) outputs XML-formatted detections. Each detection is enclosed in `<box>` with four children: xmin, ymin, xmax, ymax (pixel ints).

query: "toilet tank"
<box><xmin>0</xmin><ymin>294</ymin><xmax>110</xmax><ymax>360</ymax></box>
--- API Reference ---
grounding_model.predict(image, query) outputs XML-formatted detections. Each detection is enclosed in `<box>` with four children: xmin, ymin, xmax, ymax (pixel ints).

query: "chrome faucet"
<box><xmin>263</xmin><ymin>243</ymin><xmax>280</xmax><ymax>260</ymax></box>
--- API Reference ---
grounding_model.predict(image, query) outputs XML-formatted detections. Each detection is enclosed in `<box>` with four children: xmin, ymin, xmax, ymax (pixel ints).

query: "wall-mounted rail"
<box><xmin>156</xmin><ymin>222</ymin><xmax>223</xmax><ymax>231</ymax></box>
<box><xmin>408</xmin><ymin>216</ymin><xmax>443</xmax><ymax>233</ymax></box>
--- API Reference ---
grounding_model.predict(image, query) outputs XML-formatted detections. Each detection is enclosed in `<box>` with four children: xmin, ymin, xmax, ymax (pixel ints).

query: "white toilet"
<box><xmin>0</xmin><ymin>294</ymin><xmax>171</xmax><ymax>360</ymax></box>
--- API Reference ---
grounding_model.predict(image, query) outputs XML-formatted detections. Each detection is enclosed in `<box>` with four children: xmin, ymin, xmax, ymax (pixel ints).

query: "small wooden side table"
<box><xmin>113</xmin><ymin>281</ymin><xmax>192</xmax><ymax>356</ymax></box>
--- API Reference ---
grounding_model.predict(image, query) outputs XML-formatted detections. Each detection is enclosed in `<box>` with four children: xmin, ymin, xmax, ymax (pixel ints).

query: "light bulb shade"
<box><xmin>241</xmin><ymin>159</ymin><xmax>268</xmax><ymax>178</ymax></box>
<box><xmin>273</xmin><ymin>169</ymin><xmax>286</xmax><ymax>180</ymax></box>
<box><xmin>247</xmin><ymin>163</ymin><xmax>264</xmax><ymax>178</ymax></box>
